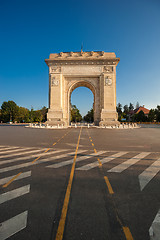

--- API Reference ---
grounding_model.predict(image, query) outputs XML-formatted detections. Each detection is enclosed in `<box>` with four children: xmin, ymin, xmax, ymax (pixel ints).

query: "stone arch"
<box><xmin>45</xmin><ymin>51</ymin><xmax>120</xmax><ymax>126</ymax></box>
<box><xmin>68</xmin><ymin>80</ymin><xmax>96</xmax><ymax>124</ymax></box>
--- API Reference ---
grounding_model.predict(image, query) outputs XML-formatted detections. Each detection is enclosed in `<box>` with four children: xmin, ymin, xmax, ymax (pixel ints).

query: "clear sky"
<box><xmin>0</xmin><ymin>0</ymin><xmax>160</xmax><ymax>116</ymax></box>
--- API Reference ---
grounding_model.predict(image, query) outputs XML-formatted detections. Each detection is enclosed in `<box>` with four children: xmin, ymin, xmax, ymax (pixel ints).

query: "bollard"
<box><xmin>88</xmin><ymin>124</ymin><xmax>89</xmax><ymax>128</ymax></box>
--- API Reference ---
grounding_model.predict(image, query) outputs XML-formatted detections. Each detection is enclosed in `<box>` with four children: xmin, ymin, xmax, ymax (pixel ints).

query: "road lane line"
<box><xmin>45</xmin><ymin>148</ymin><xmax>50</xmax><ymax>153</ymax></box>
<box><xmin>108</xmin><ymin>152</ymin><xmax>150</xmax><ymax>173</ymax></box>
<box><xmin>0</xmin><ymin>147</ymin><xmax>20</xmax><ymax>152</ymax></box>
<box><xmin>0</xmin><ymin>149</ymin><xmax>67</xmax><ymax>167</ymax></box>
<box><xmin>0</xmin><ymin>185</ymin><xmax>30</xmax><ymax>204</ymax></box>
<box><xmin>149</xmin><ymin>208</ymin><xmax>160</xmax><ymax>239</ymax></box>
<box><xmin>86</xmin><ymin>130</ymin><xmax>133</xmax><ymax>239</ymax></box>
<box><xmin>34</xmin><ymin>149</ymin><xmax>72</xmax><ymax>164</ymax></box>
<box><xmin>32</xmin><ymin>156</ymin><xmax>40</xmax><ymax>163</ymax></box>
<box><xmin>44</xmin><ymin>150</ymin><xmax>86</xmax><ymax>167</ymax></box>
<box><xmin>123</xmin><ymin>227</ymin><xmax>133</xmax><ymax>240</ymax></box>
<box><xmin>77</xmin><ymin>152</ymin><xmax>128</xmax><ymax>171</ymax></box>
<box><xmin>0</xmin><ymin>171</ymin><xmax>31</xmax><ymax>186</ymax></box>
<box><xmin>104</xmin><ymin>176</ymin><xmax>114</xmax><ymax>194</ymax></box>
<box><xmin>52</xmin><ymin>130</ymin><xmax>71</xmax><ymax>147</ymax></box>
<box><xmin>0</xmin><ymin>211</ymin><xmax>28</xmax><ymax>240</ymax></box>
<box><xmin>94</xmin><ymin>148</ymin><xmax>97</xmax><ymax>153</ymax></box>
<box><xmin>0</xmin><ymin>151</ymin><xmax>77</xmax><ymax>173</ymax></box>
<box><xmin>139</xmin><ymin>158</ymin><xmax>160</xmax><ymax>191</ymax></box>
<box><xmin>2</xmin><ymin>172</ymin><xmax>22</xmax><ymax>188</ymax></box>
<box><xmin>0</xmin><ymin>149</ymin><xmax>48</xmax><ymax>165</ymax></box>
<box><xmin>55</xmin><ymin>127</ymin><xmax>82</xmax><ymax>240</ymax></box>
<box><xmin>0</xmin><ymin>148</ymin><xmax>37</xmax><ymax>159</ymax></box>
<box><xmin>47</xmin><ymin>151</ymin><xmax>105</xmax><ymax>169</ymax></box>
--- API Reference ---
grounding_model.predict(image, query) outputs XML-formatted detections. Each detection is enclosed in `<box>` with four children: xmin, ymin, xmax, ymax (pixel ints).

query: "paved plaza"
<box><xmin>0</xmin><ymin>125</ymin><xmax>160</xmax><ymax>240</ymax></box>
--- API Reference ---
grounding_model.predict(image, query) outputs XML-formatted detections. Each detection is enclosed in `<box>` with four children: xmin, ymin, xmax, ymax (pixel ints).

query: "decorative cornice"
<box><xmin>46</xmin><ymin>59</ymin><xmax>120</xmax><ymax>66</ymax></box>
<box><xmin>45</xmin><ymin>51</ymin><xmax>119</xmax><ymax>65</ymax></box>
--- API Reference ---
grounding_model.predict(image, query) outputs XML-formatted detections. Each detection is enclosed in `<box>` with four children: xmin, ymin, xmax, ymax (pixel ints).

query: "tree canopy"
<box><xmin>70</xmin><ymin>105</ymin><xmax>82</xmax><ymax>122</ymax></box>
<box><xmin>83</xmin><ymin>108</ymin><xmax>94</xmax><ymax>123</ymax></box>
<box><xmin>0</xmin><ymin>101</ymin><xmax>47</xmax><ymax>123</ymax></box>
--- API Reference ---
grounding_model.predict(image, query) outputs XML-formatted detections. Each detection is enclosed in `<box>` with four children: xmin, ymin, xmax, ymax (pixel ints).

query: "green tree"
<box><xmin>0</xmin><ymin>109</ymin><xmax>2</xmax><ymax>122</ymax></box>
<box><xmin>29</xmin><ymin>108</ymin><xmax>35</xmax><ymax>123</ymax></box>
<box><xmin>136</xmin><ymin>102</ymin><xmax>140</xmax><ymax>109</ymax></box>
<box><xmin>70</xmin><ymin>105</ymin><xmax>82</xmax><ymax>122</ymax></box>
<box><xmin>134</xmin><ymin>110</ymin><xmax>147</xmax><ymax>122</ymax></box>
<box><xmin>155</xmin><ymin>105</ymin><xmax>160</xmax><ymax>122</ymax></box>
<box><xmin>129</xmin><ymin>103</ymin><xmax>134</xmax><ymax>111</ymax></box>
<box><xmin>123</xmin><ymin>105</ymin><xmax>129</xmax><ymax>114</ymax></box>
<box><xmin>116</xmin><ymin>103</ymin><xmax>122</xmax><ymax>121</ymax></box>
<box><xmin>17</xmin><ymin>107</ymin><xmax>30</xmax><ymax>123</ymax></box>
<box><xmin>83</xmin><ymin>108</ymin><xmax>94</xmax><ymax>123</ymax></box>
<box><xmin>40</xmin><ymin>106</ymin><xmax>48</xmax><ymax>122</ymax></box>
<box><xmin>1</xmin><ymin>101</ymin><xmax>19</xmax><ymax>122</ymax></box>
<box><xmin>148</xmin><ymin>109</ymin><xmax>155</xmax><ymax>122</ymax></box>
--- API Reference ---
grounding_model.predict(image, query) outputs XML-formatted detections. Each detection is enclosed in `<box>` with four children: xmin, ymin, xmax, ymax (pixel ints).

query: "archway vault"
<box><xmin>45</xmin><ymin>51</ymin><xmax>120</xmax><ymax>126</ymax></box>
<box><xmin>69</xmin><ymin>80</ymin><xmax>95</xmax><ymax>124</ymax></box>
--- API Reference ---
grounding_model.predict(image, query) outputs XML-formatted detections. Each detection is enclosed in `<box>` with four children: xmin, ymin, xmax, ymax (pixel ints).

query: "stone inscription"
<box><xmin>62</xmin><ymin>66</ymin><xmax>102</xmax><ymax>75</ymax></box>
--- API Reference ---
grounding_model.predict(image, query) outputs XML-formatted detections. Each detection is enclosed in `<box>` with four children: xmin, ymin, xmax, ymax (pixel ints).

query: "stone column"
<box><xmin>47</xmin><ymin>72</ymin><xmax>65</xmax><ymax>126</ymax></box>
<box><xmin>99</xmin><ymin>69</ymin><xmax>119</xmax><ymax>126</ymax></box>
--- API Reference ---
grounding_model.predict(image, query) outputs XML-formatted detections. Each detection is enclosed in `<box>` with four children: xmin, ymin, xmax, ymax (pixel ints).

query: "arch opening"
<box><xmin>68</xmin><ymin>81</ymin><xmax>95</xmax><ymax>125</ymax></box>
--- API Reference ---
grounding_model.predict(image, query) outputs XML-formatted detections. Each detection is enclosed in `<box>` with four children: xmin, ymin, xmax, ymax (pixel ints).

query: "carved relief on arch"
<box><xmin>103</xmin><ymin>66</ymin><xmax>113</xmax><ymax>73</ymax></box>
<box><xmin>51</xmin><ymin>66</ymin><xmax>61</xmax><ymax>73</ymax></box>
<box><xmin>50</xmin><ymin>75</ymin><xmax>59</xmax><ymax>86</ymax></box>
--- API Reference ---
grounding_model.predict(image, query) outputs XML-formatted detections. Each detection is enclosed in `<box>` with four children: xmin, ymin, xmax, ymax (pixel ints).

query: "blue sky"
<box><xmin>0</xmin><ymin>0</ymin><xmax>160</xmax><ymax>116</ymax></box>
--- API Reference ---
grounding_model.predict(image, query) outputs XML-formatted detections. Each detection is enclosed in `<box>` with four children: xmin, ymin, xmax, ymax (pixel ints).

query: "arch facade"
<box><xmin>45</xmin><ymin>51</ymin><xmax>120</xmax><ymax>126</ymax></box>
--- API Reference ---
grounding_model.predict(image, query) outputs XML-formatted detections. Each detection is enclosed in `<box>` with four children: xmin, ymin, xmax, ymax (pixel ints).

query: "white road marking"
<box><xmin>47</xmin><ymin>151</ymin><xmax>106</xmax><ymax>169</ymax></box>
<box><xmin>42</xmin><ymin>150</ymin><xmax>87</xmax><ymax>166</ymax></box>
<box><xmin>0</xmin><ymin>148</ymin><xmax>32</xmax><ymax>159</ymax></box>
<box><xmin>139</xmin><ymin>158</ymin><xmax>160</xmax><ymax>191</ymax></box>
<box><xmin>149</xmin><ymin>208</ymin><xmax>160</xmax><ymax>240</ymax></box>
<box><xmin>0</xmin><ymin>211</ymin><xmax>28</xmax><ymax>240</ymax></box>
<box><xmin>0</xmin><ymin>150</ymin><xmax>81</xmax><ymax>173</ymax></box>
<box><xmin>0</xmin><ymin>149</ymin><xmax>50</xmax><ymax>166</ymax></box>
<box><xmin>77</xmin><ymin>151</ymin><xmax>127</xmax><ymax>171</ymax></box>
<box><xmin>108</xmin><ymin>152</ymin><xmax>150</xmax><ymax>173</ymax></box>
<box><xmin>34</xmin><ymin>149</ymin><xmax>67</xmax><ymax>157</ymax></box>
<box><xmin>0</xmin><ymin>171</ymin><xmax>31</xmax><ymax>185</ymax></box>
<box><xmin>0</xmin><ymin>149</ymin><xmax>67</xmax><ymax>166</ymax></box>
<box><xmin>0</xmin><ymin>147</ymin><xmax>20</xmax><ymax>152</ymax></box>
<box><xmin>0</xmin><ymin>185</ymin><xmax>30</xmax><ymax>204</ymax></box>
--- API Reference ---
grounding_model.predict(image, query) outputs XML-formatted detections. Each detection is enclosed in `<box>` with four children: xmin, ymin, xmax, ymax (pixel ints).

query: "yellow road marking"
<box><xmin>45</xmin><ymin>148</ymin><xmax>50</xmax><ymax>153</ymax></box>
<box><xmin>1</xmin><ymin>130</ymin><xmax>72</xmax><ymax>189</ymax></box>
<box><xmin>86</xmin><ymin>130</ymin><xmax>133</xmax><ymax>239</ymax></box>
<box><xmin>123</xmin><ymin>227</ymin><xmax>134</xmax><ymax>240</ymax></box>
<box><xmin>2</xmin><ymin>172</ymin><xmax>22</xmax><ymax>188</ymax></box>
<box><xmin>104</xmin><ymin>176</ymin><xmax>114</xmax><ymax>194</ymax></box>
<box><xmin>55</xmin><ymin>127</ymin><xmax>82</xmax><ymax>240</ymax></box>
<box><xmin>52</xmin><ymin>130</ymin><xmax>70</xmax><ymax>147</ymax></box>
<box><xmin>32</xmin><ymin>156</ymin><xmax>40</xmax><ymax>163</ymax></box>
<box><xmin>97</xmin><ymin>158</ymin><xmax>102</xmax><ymax>167</ymax></box>
<box><xmin>94</xmin><ymin>148</ymin><xmax>97</xmax><ymax>153</ymax></box>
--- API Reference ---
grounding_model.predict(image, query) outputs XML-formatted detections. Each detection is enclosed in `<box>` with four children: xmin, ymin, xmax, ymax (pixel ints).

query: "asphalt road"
<box><xmin>0</xmin><ymin>125</ymin><xmax>160</xmax><ymax>240</ymax></box>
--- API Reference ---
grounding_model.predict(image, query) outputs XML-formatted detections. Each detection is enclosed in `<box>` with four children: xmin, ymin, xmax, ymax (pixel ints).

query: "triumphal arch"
<box><xmin>45</xmin><ymin>51</ymin><xmax>120</xmax><ymax>126</ymax></box>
